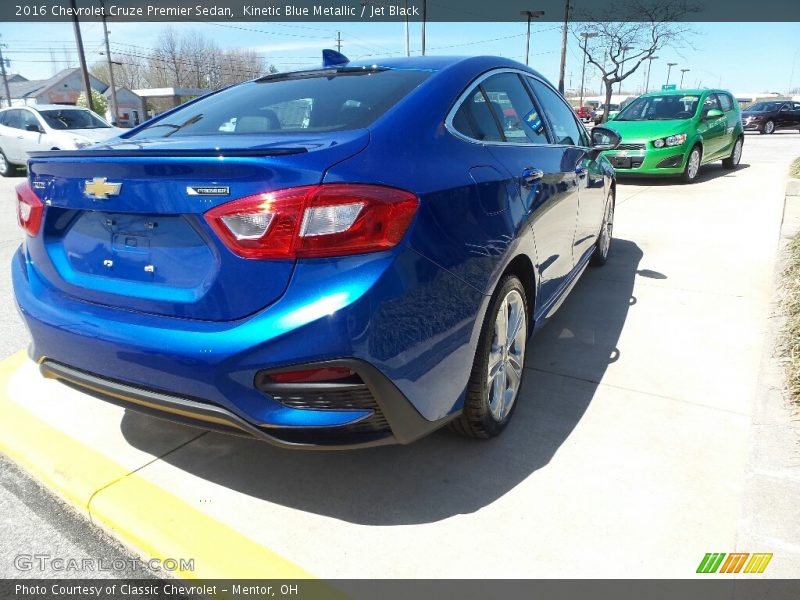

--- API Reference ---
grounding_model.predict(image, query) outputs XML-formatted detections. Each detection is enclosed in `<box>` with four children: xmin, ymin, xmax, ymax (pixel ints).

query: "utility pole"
<box><xmin>680</xmin><ymin>68</ymin><xmax>690</xmax><ymax>87</ymax></box>
<box><xmin>335</xmin><ymin>31</ymin><xmax>342</xmax><ymax>52</ymax></box>
<box><xmin>579</xmin><ymin>32</ymin><xmax>597</xmax><ymax>107</ymax></box>
<box><xmin>520</xmin><ymin>10</ymin><xmax>545</xmax><ymax>67</ymax></box>
<box><xmin>404</xmin><ymin>1</ymin><xmax>410</xmax><ymax>56</ymax></box>
<box><xmin>421</xmin><ymin>0</ymin><xmax>427</xmax><ymax>56</ymax></box>
<box><xmin>557</xmin><ymin>0</ymin><xmax>570</xmax><ymax>93</ymax></box>
<box><xmin>0</xmin><ymin>38</ymin><xmax>11</xmax><ymax>108</ymax></box>
<box><xmin>645</xmin><ymin>56</ymin><xmax>658</xmax><ymax>93</ymax></box>
<box><xmin>70</xmin><ymin>0</ymin><xmax>94</xmax><ymax>112</ymax></box>
<box><xmin>100</xmin><ymin>0</ymin><xmax>118</xmax><ymax>124</ymax></box>
<box><xmin>666</xmin><ymin>62</ymin><xmax>677</xmax><ymax>86</ymax></box>
<box><xmin>618</xmin><ymin>45</ymin><xmax>632</xmax><ymax>93</ymax></box>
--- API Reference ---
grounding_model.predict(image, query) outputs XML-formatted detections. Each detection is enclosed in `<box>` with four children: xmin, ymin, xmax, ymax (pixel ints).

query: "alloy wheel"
<box><xmin>764</xmin><ymin>120</ymin><xmax>775</xmax><ymax>134</ymax></box>
<box><xmin>687</xmin><ymin>149</ymin><xmax>701</xmax><ymax>180</ymax></box>
<box><xmin>487</xmin><ymin>289</ymin><xmax>526</xmax><ymax>421</ymax></box>
<box><xmin>0</xmin><ymin>153</ymin><xmax>8</xmax><ymax>177</ymax></box>
<box><xmin>599</xmin><ymin>199</ymin><xmax>614</xmax><ymax>259</ymax></box>
<box><xmin>732</xmin><ymin>139</ymin><xmax>743</xmax><ymax>165</ymax></box>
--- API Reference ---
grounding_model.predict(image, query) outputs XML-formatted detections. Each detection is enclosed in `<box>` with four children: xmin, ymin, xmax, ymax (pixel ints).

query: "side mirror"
<box><xmin>25</xmin><ymin>123</ymin><xmax>43</xmax><ymax>133</ymax></box>
<box><xmin>704</xmin><ymin>108</ymin><xmax>724</xmax><ymax>120</ymax></box>
<box><xmin>591</xmin><ymin>126</ymin><xmax>621</xmax><ymax>151</ymax></box>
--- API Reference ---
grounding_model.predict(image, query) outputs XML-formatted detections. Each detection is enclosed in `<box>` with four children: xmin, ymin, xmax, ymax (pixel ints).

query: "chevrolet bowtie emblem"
<box><xmin>84</xmin><ymin>177</ymin><xmax>122</xmax><ymax>200</ymax></box>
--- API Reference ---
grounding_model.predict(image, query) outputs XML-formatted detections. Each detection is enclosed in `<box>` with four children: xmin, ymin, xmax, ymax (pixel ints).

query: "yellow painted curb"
<box><xmin>0</xmin><ymin>351</ymin><xmax>312</xmax><ymax>580</ymax></box>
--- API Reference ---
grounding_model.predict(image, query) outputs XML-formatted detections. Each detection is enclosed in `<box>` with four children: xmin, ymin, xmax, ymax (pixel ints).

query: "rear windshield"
<box><xmin>40</xmin><ymin>109</ymin><xmax>111</xmax><ymax>130</ymax></box>
<box><xmin>128</xmin><ymin>69</ymin><xmax>431</xmax><ymax>140</ymax></box>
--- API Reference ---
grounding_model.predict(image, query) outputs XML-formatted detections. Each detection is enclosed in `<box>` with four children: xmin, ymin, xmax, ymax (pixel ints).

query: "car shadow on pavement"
<box><xmin>121</xmin><ymin>239</ymin><xmax>644</xmax><ymax>525</ymax></box>
<box><xmin>618</xmin><ymin>162</ymin><xmax>750</xmax><ymax>186</ymax></box>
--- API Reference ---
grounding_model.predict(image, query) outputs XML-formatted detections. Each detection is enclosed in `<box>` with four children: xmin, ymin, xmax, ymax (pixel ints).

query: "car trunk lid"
<box><xmin>25</xmin><ymin>131</ymin><xmax>369</xmax><ymax>321</ymax></box>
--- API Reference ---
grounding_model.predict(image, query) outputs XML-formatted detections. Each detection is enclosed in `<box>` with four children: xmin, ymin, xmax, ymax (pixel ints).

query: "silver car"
<box><xmin>0</xmin><ymin>104</ymin><xmax>124</xmax><ymax>176</ymax></box>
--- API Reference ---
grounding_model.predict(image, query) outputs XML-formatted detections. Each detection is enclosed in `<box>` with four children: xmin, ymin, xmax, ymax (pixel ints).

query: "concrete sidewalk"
<box><xmin>1</xmin><ymin>133</ymin><xmax>799</xmax><ymax>579</ymax></box>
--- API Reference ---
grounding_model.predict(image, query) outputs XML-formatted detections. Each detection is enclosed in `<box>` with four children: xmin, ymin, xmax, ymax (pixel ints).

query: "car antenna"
<box><xmin>322</xmin><ymin>49</ymin><xmax>350</xmax><ymax>68</ymax></box>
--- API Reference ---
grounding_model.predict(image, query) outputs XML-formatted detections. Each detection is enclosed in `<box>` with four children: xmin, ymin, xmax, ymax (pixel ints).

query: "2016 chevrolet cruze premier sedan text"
<box><xmin>13</xmin><ymin>54</ymin><xmax>620</xmax><ymax>449</ymax></box>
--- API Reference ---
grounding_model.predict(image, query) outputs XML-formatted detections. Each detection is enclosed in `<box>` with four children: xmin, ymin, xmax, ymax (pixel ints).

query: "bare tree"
<box><xmin>90</xmin><ymin>54</ymin><xmax>146</xmax><ymax>90</ymax></box>
<box><xmin>142</xmin><ymin>28</ymin><xmax>272</xmax><ymax>91</ymax></box>
<box><xmin>572</xmin><ymin>0</ymin><xmax>699</xmax><ymax>123</ymax></box>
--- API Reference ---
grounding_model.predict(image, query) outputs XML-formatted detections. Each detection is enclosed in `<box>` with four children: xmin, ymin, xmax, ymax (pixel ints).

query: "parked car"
<box><xmin>575</xmin><ymin>105</ymin><xmax>592</xmax><ymax>121</ymax></box>
<box><xmin>741</xmin><ymin>100</ymin><xmax>800</xmax><ymax>134</ymax></box>
<box><xmin>0</xmin><ymin>105</ymin><xmax>123</xmax><ymax>176</ymax></box>
<box><xmin>602</xmin><ymin>89</ymin><xmax>744</xmax><ymax>183</ymax></box>
<box><xmin>593</xmin><ymin>103</ymin><xmax>620</xmax><ymax>125</ymax></box>
<box><xmin>13</xmin><ymin>54</ymin><xmax>619</xmax><ymax>449</ymax></box>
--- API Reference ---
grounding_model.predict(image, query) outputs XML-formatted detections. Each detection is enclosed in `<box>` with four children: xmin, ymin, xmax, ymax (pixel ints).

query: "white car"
<box><xmin>0</xmin><ymin>104</ymin><xmax>124</xmax><ymax>176</ymax></box>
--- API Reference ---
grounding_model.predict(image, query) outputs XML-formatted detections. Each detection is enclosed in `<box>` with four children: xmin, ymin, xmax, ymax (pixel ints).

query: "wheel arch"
<box><xmin>500</xmin><ymin>253</ymin><xmax>537</xmax><ymax>335</ymax></box>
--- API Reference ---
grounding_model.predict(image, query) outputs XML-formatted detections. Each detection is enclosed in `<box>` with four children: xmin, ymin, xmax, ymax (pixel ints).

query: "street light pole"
<box><xmin>520</xmin><ymin>10</ymin><xmax>545</xmax><ymax>66</ymax></box>
<box><xmin>579</xmin><ymin>32</ymin><xmax>597</xmax><ymax>107</ymax></box>
<box><xmin>666</xmin><ymin>62</ymin><xmax>677</xmax><ymax>86</ymax></box>
<box><xmin>645</xmin><ymin>56</ymin><xmax>658</xmax><ymax>93</ymax></box>
<box><xmin>618</xmin><ymin>45</ymin><xmax>632</xmax><ymax>93</ymax></box>
<box><xmin>680</xmin><ymin>68</ymin><xmax>690</xmax><ymax>88</ymax></box>
<box><xmin>557</xmin><ymin>0</ymin><xmax>570</xmax><ymax>93</ymax></box>
<box><xmin>100</xmin><ymin>0</ymin><xmax>119</xmax><ymax>125</ymax></box>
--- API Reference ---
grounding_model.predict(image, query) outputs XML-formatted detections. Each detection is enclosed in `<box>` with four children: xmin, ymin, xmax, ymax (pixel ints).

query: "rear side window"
<box><xmin>4</xmin><ymin>110</ymin><xmax>23</xmax><ymax>130</ymax></box>
<box><xmin>527</xmin><ymin>77</ymin><xmax>588</xmax><ymax>147</ymax></box>
<box><xmin>452</xmin><ymin>88</ymin><xmax>503</xmax><ymax>142</ymax></box>
<box><xmin>718</xmin><ymin>93</ymin><xmax>734</xmax><ymax>112</ymax></box>
<box><xmin>452</xmin><ymin>72</ymin><xmax>549</xmax><ymax>144</ymax></box>
<box><xmin>129</xmin><ymin>69</ymin><xmax>430</xmax><ymax>139</ymax></box>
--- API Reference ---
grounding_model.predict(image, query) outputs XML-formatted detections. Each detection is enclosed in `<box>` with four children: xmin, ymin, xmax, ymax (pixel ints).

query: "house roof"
<box><xmin>7</xmin><ymin>68</ymin><xmax>108</xmax><ymax>99</ymax></box>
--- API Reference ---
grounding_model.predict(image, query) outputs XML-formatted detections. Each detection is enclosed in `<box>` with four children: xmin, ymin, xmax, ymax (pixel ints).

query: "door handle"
<box><xmin>521</xmin><ymin>167</ymin><xmax>544</xmax><ymax>185</ymax></box>
<box><xmin>17</xmin><ymin>135</ymin><xmax>24</xmax><ymax>139</ymax></box>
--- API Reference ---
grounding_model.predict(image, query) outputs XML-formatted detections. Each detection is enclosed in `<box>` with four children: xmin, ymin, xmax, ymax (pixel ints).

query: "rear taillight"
<box><xmin>16</xmin><ymin>181</ymin><xmax>44</xmax><ymax>237</ymax></box>
<box><xmin>204</xmin><ymin>184</ymin><xmax>418</xmax><ymax>260</ymax></box>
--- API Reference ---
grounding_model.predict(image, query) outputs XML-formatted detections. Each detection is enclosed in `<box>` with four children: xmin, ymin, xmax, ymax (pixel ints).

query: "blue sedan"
<box><xmin>12</xmin><ymin>53</ymin><xmax>620</xmax><ymax>448</ymax></box>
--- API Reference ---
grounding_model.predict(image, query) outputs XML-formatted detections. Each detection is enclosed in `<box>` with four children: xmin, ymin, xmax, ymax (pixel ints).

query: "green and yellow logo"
<box><xmin>696</xmin><ymin>553</ymin><xmax>773</xmax><ymax>574</ymax></box>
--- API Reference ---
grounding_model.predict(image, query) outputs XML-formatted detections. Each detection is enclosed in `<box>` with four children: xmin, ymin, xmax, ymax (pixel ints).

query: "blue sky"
<box><xmin>2</xmin><ymin>20</ymin><xmax>799</xmax><ymax>95</ymax></box>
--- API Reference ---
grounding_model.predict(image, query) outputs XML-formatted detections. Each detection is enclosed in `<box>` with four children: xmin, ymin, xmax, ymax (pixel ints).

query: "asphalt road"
<box><xmin>0</xmin><ymin>131</ymin><xmax>799</xmax><ymax>578</ymax></box>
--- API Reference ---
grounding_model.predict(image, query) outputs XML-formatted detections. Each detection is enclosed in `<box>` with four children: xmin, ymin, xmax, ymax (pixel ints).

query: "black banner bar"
<box><xmin>2</xmin><ymin>0</ymin><xmax>800</xmax><ymax>22</ymax></box>
<box><xmin>3</xmin><ymin>580</ymin><xmax>800</xmax><ymax>600</ymax></box>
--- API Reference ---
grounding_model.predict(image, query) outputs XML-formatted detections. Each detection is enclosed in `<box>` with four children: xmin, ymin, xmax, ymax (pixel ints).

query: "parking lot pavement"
<box><xmin>1</xmin><ymin>132</ymin><xmax>800</xmax><ymax>579</ymax></box>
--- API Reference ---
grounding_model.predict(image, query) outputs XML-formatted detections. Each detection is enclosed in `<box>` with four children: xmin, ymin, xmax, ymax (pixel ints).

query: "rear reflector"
<box><xmin>16</xmin><ymin>181</ymin><xmax>44</xmax><ymax>237</ymax></box>
<box><xmin>267</xmin><ymin>367</ymin><xmax>356</xmax><ymax>383</ymax></box>
<box><xmin>204</xmin><ymin>184</ymin><xmax>418</xmax><ymax>260</ymax></box>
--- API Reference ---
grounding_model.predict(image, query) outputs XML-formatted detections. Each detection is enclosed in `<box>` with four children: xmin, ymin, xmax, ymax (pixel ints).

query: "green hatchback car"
<box><xmin>602</xmin><ymin>89</ymin><xmax>744</xmax><ymax>183</ymax></box>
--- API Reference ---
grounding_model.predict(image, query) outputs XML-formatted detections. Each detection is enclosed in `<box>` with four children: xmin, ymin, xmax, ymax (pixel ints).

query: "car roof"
<box><xmin>639</xmin><ymin>89</ymin><xmax>727</xmax><ymax>97</ymax></box>
<box><xmin>285</xmin><ymin>55</ymin><xmax>548</xmax><ymax>81</ymax></box>
<box><xmin>0</xmin><ymin>104</ymin><xmax>93</xmax><ymax>112</ymax></box>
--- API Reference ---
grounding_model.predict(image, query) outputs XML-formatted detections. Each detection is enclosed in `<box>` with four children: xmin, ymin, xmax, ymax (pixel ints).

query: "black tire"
<box><xmin>450</xmin><ymin>275</ymin><xmax>528</xmax><ymax>439</ymax></box>
<box><xmin>722</xmin><ymin>136</ymin><xmax>743</xmax><ymax>170</ymax></box>
<box><xmin>591</xmin><ymin>190</ymin><xmax>615</xmax><ymax>266</ymax></box>
<box><xmin>0</xmin><ymin>150</ymin><xmax>13</xmax><ymax>177</ymax></box>
<box><xmin>760</xmin><ymin>120</ymin><xmax>775</xmax><ymax>134</ymax></box>
<box><xmin>681</xmin><ymin>145</ymin><xmax>702</xmax><ymax>184</ymax></box>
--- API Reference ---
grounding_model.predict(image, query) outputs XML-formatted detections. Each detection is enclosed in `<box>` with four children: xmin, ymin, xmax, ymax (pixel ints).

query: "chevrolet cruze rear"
<box><xmin>13</xmin><ymin>55</ymin><xmax>617</xmax><ymax>448</ymax></box>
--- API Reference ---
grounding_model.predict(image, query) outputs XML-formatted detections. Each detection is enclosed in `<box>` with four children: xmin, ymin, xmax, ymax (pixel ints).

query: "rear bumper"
<box><xmin>39</xmin><ymin>358</ymin><xmax>452</xmax><ymax>449</ymax></box>
<box><xmin>13</xmin><ymin>244</ymin><xmax>484</xmax><ymax>448</ymax></box>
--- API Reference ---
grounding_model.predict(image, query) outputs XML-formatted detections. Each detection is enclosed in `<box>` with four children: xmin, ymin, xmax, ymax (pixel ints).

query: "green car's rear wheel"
<box><xmin>722</xmin><ymin>137</ymin><xmax>743</xmax><ymax>170</ymax></box>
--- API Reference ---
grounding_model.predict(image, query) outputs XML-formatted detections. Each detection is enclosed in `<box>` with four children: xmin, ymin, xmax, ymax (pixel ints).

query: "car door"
<box><xmin>792</xmin><ymin>103</ymin><xmax>800</xmax><ymax>128</ymax></box>
<box><xmin>698</xmin><ymin>93</ymin><xmax>726</xmax><ymax>159</ymax></box>
<box><xmin>16</xmin><ymin>109</ymin><xmax>49</xmax><ymax>158</ymax></box>
<box><xmin>716</xmin><ymin>92</ymin><xmax>739</xmax><ymax>155</ymax></box>
<box><xmin>454</xmin><ymin>71</ymin><xmax>581</xmax><ymax>305</ymax></box>
<box><xmin>526</xmin><ymin>76</ymin><xmax>605</xmax><ymax>267</ymax></box>
<box><xmin>0</xmin><ymin>109</ymin><xmax>26</xmax><ymax>162</ymax></box>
